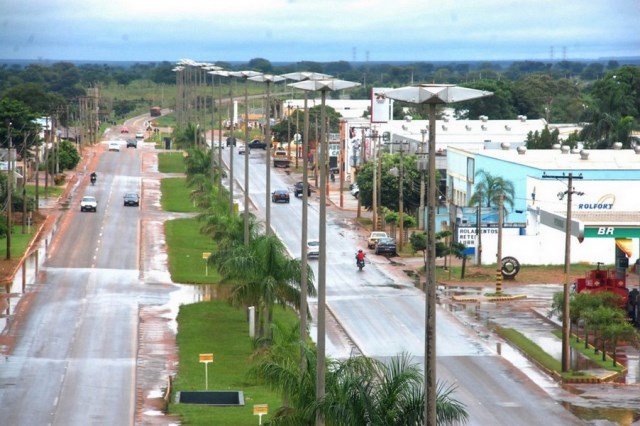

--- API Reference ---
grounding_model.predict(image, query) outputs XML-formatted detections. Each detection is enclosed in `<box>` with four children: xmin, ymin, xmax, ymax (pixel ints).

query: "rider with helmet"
<box><xmin>356</xmin><ymin>249</ymin><xmax>366</xmax><ymax>265</ymax></box>
<box><xmin>90</xmin><ymin>172</ymin><xmax>97</xmax><ymax>184</ymax></box>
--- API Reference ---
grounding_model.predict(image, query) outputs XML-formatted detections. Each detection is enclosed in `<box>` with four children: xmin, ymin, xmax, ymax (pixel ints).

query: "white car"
<box><xmin>351</xmin><ymin>182</ymin><xmax>359</xmax><ymax>198</ymax></box>
<box><xmin>135</xmin><ymin>131</ymin><xmax>144</xmax><ymax>139</ymax></box>
<box><xmin>307</xmin><ymin>239</ymin><xmax>320</xmax><ymax>258</ymax></box>
<box><xmin>238</xmin><ymin>145</ymin><xmax>248</xmax><ymax>155</ymax></box>
<box><xmin>108</xmin><ymin>141</ymin><xmax>120</xmax><ymax>152</ymax></box>
<box><xmin>80</xmin><ymin>196</ymin><xmax>97</xmax><ymax>212</ymax></box>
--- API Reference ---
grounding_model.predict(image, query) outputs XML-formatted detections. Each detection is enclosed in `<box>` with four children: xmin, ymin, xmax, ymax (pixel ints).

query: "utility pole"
<box><xmin>476</xmin><ymin>189</ymin><xmax>483</xmax><ymax>266</ymax></box>
<box><xmin>542</xmin><ymin>172</ymin><xmax>583</xmax><ymax>372</ymax></box>
<box><xmin>495</xmin><ymin>193</ymin><xmax>504</xmax><ymax>295</ymax></box>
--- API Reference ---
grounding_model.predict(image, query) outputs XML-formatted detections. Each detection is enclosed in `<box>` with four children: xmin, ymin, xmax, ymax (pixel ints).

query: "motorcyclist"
<box><xmin>356</xmin><ymin>249</ymin><xmax>366</xmax><ymax>266</ymax></box>
<box><xmin>90</xmin><ymin>172</ymin><xmax>97</xmax><ymax>184</ymax></box>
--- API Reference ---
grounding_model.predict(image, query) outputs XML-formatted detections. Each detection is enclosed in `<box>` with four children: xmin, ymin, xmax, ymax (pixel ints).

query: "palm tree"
<box><xmin>251</xmin><ymin>349</ymin><xmax>469</xmax><ymax>426</ymax></box>
<box><xmin>219</xmin><ymin>234</ymin><xmax>316</xmax><ymax>339</ymax></box>
<box><xmin>469</xmin><ymin>169</ymin><xmax>515</xmax><ymax>212</ymax></box>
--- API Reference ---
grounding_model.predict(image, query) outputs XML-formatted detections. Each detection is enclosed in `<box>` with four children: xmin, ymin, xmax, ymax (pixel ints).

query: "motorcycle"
<box><xmin>90</xmin><ymin>174</ymin><xmax>97</xmax><ymax>185</ymax></box>
<box><xmin>356</xmin><ymin>254</ymin><xmax>365</xmax><ymax>271</ymax></box>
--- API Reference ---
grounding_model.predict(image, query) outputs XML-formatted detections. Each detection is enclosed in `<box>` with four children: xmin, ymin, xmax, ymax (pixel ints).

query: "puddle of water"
<box><xmin>562</xmin><ymin>402</ymin><xmax>639</xmax><ymax>425</ymax></box>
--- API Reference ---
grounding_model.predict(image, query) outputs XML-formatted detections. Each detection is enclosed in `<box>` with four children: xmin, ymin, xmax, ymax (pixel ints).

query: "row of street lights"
<box><xmin>172</xmin><ymin>62</ymin><xmax>493</xmax><ymax>424</ymax></box>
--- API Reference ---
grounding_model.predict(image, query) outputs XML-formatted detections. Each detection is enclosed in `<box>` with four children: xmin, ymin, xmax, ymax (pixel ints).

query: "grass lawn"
<box><xmin>169</xmin><ymin>300</ymin><xmax>296</xmax><ymax>425</ymax></box>
<box><xmin>165</xmin><ymin>217</ymin><xmax>220</xmax><ymax>284</ymax></box>
<box><xmin>0</xmin><ymin>225</ymin><xmax>37</xmax><ymax>260</ymax></box>
<box><xmin>160</xmin><ymin>178</ymin><xmax>200</xmax><ymax>213</ymax></box>
<box><xmin>24</xmin><ymin>183</ymin><xmax>65</xmax><ymax>200</ymax></box>
<box><xmin>158</xmin><ymin>151</ymin><xmax>186</xmax><ymax>173</ymax></box>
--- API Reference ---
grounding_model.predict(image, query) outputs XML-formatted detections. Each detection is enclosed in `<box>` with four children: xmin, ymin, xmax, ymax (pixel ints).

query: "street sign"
<box><xmin>199</xmin><ymin>353</ymin><xmax>214</xmax><ymax>362</ymax></box>
<box><xmin>254</xmin><ymin>404</ymin><xmax>269</xmax><ymax>424</ymax></box>
<box><xmin>199</xmin><ymin>353</ymin><xmax>214</xmax><ymax>389</ymax></box>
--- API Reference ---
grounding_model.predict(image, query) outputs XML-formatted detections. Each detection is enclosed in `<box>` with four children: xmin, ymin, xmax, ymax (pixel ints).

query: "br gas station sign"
<box><xmin>583</xmin><ymin>226</ymin><xmax>640</xmax><ymax>238</ymax></box>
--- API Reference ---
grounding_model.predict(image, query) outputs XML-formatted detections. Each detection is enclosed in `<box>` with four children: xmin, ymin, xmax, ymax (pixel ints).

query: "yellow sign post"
<box><xmin>199</xmin><ymin>353</ymin><xmax>214</xmax><ymax>389</ymax></box>
<box><xmin>202</xmin><ymin>252</ymin><xmax>211</xmax><ymax>276</ymax></box>
<box><xmin>253</xmin><ymin>404</ymin><xmax>268</xmax><ymax>424</ymax></box>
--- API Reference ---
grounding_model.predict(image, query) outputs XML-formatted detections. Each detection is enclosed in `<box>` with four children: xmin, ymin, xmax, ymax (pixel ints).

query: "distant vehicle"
<box><xmin>226</xmin><ymin>137</ymin><xmax>237</xmax><ymax>146</ymax></box>
<box><xmin>126</xmin><ymin>139</ymin><xmax>137</xmax><ymax>148</ymax></box>
<box><xmin>248</xmin><ymin>139</ymin><xmax>267</xmax><ymax>150</ymax></box>
<box><xmin>367</xmin><ymin>231</ymin><xmax>388</xmax><ymax>249</ymax></box>
<box><xmin>120</xmin><ymin>127</ymin><xmax>129</xmax><ymax>133</ymax></box>
<box><xmin>80</xmin><ymin>196</ymin><xmax>97</xmax><ymax>212</ymax></box>
<box><xmin>150</xmin><ymin>106</ymin><xmax>162</xmax><ymax>117</ymax></box>
<box><xmin>123</xmin><ymin>193</ymin><xmax>140</xmax><ymax>207</ymax></box>
<box><xmin>135</xmin><ymin>131</ymin><xmax>144</xmax><ymax>139</ymax></box>
<box><xmin>294</xmin><ymin>181</ymin><xmax>311</xmax><ymax>197</ymax></box>
<box><xmin>271</xmin><ymin>189</ymin><xmax>290</xmax><ymax>203</ymax></box>
<box><xmin>238</xmin><ymin>145</ymin><xmax>248</xmax><ymax>155</ymax></box>
<box><xmin>375</xmin><ymin>237</ymin><xmax>397</xmax><ymax>256</ymax></box>
<box><xmin>108</xmin><ymin>141</ymin><xmax>120</xmax><ymax>152</ymax></box>
<box><xmin>307</xmin><ymin>239</ymin><xmax>320</xmax><ymax>258</ymax></box>
<box><xmin>273</xmin><ymin>150</ymin><xmax>290</xmax><ymax>168</ymax></box>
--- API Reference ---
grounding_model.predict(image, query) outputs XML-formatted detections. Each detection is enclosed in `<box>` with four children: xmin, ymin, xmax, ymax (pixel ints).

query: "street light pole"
<box><xmin>249</xmin><ymin>74</ymin><xmax>285</xmax><ymax>235</ymax></box>
<box><xmin>383</xmin><ymin>84</ymin><xmax>493</xmax><ymax>425</ymax></box>
<box><xmin>230</xmin><ymin>71</ymin><xmax>262</xmax><ymax>246</ymax></box>
<box><xmin>419</xmin><ymin>128</ymin><xmax>427</xmax><ymax>230</ymax></box>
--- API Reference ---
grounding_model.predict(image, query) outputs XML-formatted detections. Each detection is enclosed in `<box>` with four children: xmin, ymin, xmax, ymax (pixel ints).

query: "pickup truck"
<box><xmin>273</xmin><ymin>150</ymin><xmax>290</xmax><ymax>168</ymax></box>
<box><xmin>367</xmin><ymin>231</ymin><xmax>389</xmax><ymax>249</ymax></box>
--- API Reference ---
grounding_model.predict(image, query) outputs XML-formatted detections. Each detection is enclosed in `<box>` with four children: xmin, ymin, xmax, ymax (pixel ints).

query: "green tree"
<box><xmin>468</xmin><ymin>169</ymin><xmax>515</xmax><ymax>211</ymax></box>
<box><xmin>51</xmin><ymin>140</ymin><xmax>81</xmax><ymax>172</ymax></box>
<box><xmin>219</xmin><ymin>234</ymin><xmax>316</xmax><ymax>339</ymax></box>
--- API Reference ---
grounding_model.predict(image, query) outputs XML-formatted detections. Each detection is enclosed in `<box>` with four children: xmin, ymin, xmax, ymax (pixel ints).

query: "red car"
<box><xmin>120</xmin><ymin>127</ymin><xmax>129</xmax><ymax>133</ymax></box>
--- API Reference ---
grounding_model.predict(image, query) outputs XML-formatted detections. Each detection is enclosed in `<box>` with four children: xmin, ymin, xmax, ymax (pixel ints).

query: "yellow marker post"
<box><xmin>202</xmin><ymin>252</ymin><xmax>211</xmax><ymax>276</ymax></box>
<box><xmin>199</xmin><ymin>353</ymin><xmax>214</xmax><ymax>389</ymax></box>
<box><xmin>253</xmin><ymin>404</ymin><xmax>268</xmax><ymax>425</ymax></box>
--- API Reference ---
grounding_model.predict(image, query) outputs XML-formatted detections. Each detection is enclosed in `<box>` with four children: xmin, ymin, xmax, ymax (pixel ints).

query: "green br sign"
<box><xmin>583</xmin><ymin>226</ymin><xmax>640</xmax><ymax>238</ymax></box>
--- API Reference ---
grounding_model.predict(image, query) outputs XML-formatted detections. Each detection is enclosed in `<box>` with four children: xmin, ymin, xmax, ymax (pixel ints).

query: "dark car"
<box><xmin>248</xmin><ymin>139</ymin><xmax>267</xmax><ymax>150</ymax></box>
<box><xmin>123</xmin><ymin>192</ymin><xmax>140</xmax><ymax>206</ymax></box>
<box><xmin>294</xmin><ymin>181</ymin><xmax>311</xmax><ymax>197</ymax></box>
<box><xmin>226</xmin><ymin>136</ymin><xmax>236</xmax><ymax>146</ymax></box>
<box><xmin>126</xmin><ymin>139</ymin><xmax>137</xmax><ymax>148</ymax></box>
<box><xmin>271</xmin><ymin>189</ymin><xmax>290</xmax><ymax>203</ymax></box>
<box><xmin>375</xmin><ymin>237</ymin><xmax>397</xmax><ymax>256</ymax></box>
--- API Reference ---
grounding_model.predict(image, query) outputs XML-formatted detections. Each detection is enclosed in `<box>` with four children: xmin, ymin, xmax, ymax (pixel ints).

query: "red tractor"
<box><xmin>575</xmin><ymin>262</ymin><xmax>629</xmax><ymax>307</ymax></box>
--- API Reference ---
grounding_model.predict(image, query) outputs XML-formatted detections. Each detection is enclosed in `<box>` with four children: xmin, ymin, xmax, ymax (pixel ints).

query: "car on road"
<box><xmin>108</xmin><ymin>141</ymin><xmax>120</xmax><ymax>152</ymax></box>
<box><xmin>248</xmin><ymin>139</ymin><xmax>267</xmax><ymax>150</ymax></box>
<box><xmin>126</xmin><ymin>139</ymin><xmax>137</xmax><ymax>148</ymax></box>
<box><xmin>271</xmin><ymin>189</ymin><xmax>290</xmax><ymax>203</ymax></box>
<box><xmin>307</xmin><ymin>239</ymin><xmax>320</xmax><ymax>258</ymax></box>
<box><xmin>374</xmin><ymin>237</ymin><xmax>397</xmax><ymax>256</ymax></box>
<box><xmin>123</xmin><ymin>193</ymin><xmax>140</xmax><ymax>207</ymax></box>
<box><xmin>238</xmin><ymin>145</ymin><xmax>248</xmax><ymax>155</ymax></box>
<box><xmin>367</xmin><ymin>231</ymin><xmax>388</xmax><ymax>249</ymax></box>
<box><xmin>226</xmin><ymin>137</ymin><xmax>236</xmax><ymax>146</ymax></box>
<box><xmin>351</xmin><ymin>182</ymin><xmax>359</xmax><ymax>198</ymax></box>
<box><xmin>135</xmin><ymin>131</ymin><xmax>144</xmax><ymax>139</ymax></box>
<box><xmin>294</xmin><ymin>181</ymin><xmax>311</xmax><ymax>197</ymax></box>
<box><xmin>80</xmin><ymin>195</ymin><xmax>97</xmax><ymax>212</ymax></box>
<box><xmin>120</xmin><ymin>127</ymin><xmax>129</xmax><ymax>133</ymax></box>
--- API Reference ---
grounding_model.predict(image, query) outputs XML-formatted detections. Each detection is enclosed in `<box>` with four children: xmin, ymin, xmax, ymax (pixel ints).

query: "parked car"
<box><xmin>80</xmin><ymin>196</ymin><xmax>97</xmax><ymax>212</ymax></box>
<box><xmin>248</xmin><ymin>139</ymin><xmax>267</xmax><ymax>150</ymax></box>
<box><xmin>108</xmin><ymin>141</ymin><xmax>120</xmax><ymax>152</ymax></box>
<box><xmin>375</xmin><ymin>237</ymin><xmax>397</xmax><ymax>256</ymax></box>
<box><xmin>351</xmin><ymin>182</ymin><xmax>359</xmax><ymax>198</ymax></box>
<box><xmin>307</xmin><ymin>239</ymin><xmax>320</xmax><ymax>258</ymax></box>
<box><xmin>126</xmin><ymin>139</ymin><xmax>137</xmax><ymax>148</ymax></box>
<box><xmin>271</xmin><ymin>189</ymin><xmax>290</xmax><ymax>203</ymax></box>
<box><xmin>123</xmin><ymin>193</ymin><xmax>140</xmax><ymax>206</ymax></box>
<box><xmin>367</xmin><ymin>231</ymin><xmax>389</xmax><ymax>249</ymax></box>
<box><xmin>294</xmin><ymin>181</ymin><xmax>311</xmax><ymax>197</ymax></box>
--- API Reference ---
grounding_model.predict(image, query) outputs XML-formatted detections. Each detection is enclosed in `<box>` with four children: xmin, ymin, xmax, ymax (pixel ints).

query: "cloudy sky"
<box><xmin>1</xmin><ymin>0</ymin><xmax>639</xmax><ymax>63</ymax></box>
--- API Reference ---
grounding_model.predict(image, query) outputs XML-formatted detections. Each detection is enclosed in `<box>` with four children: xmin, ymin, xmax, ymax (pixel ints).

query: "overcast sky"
<box><xmin>1</xmin><ymin>0</ymin><xmax>639</xmax><ymax>63</ymax></box>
